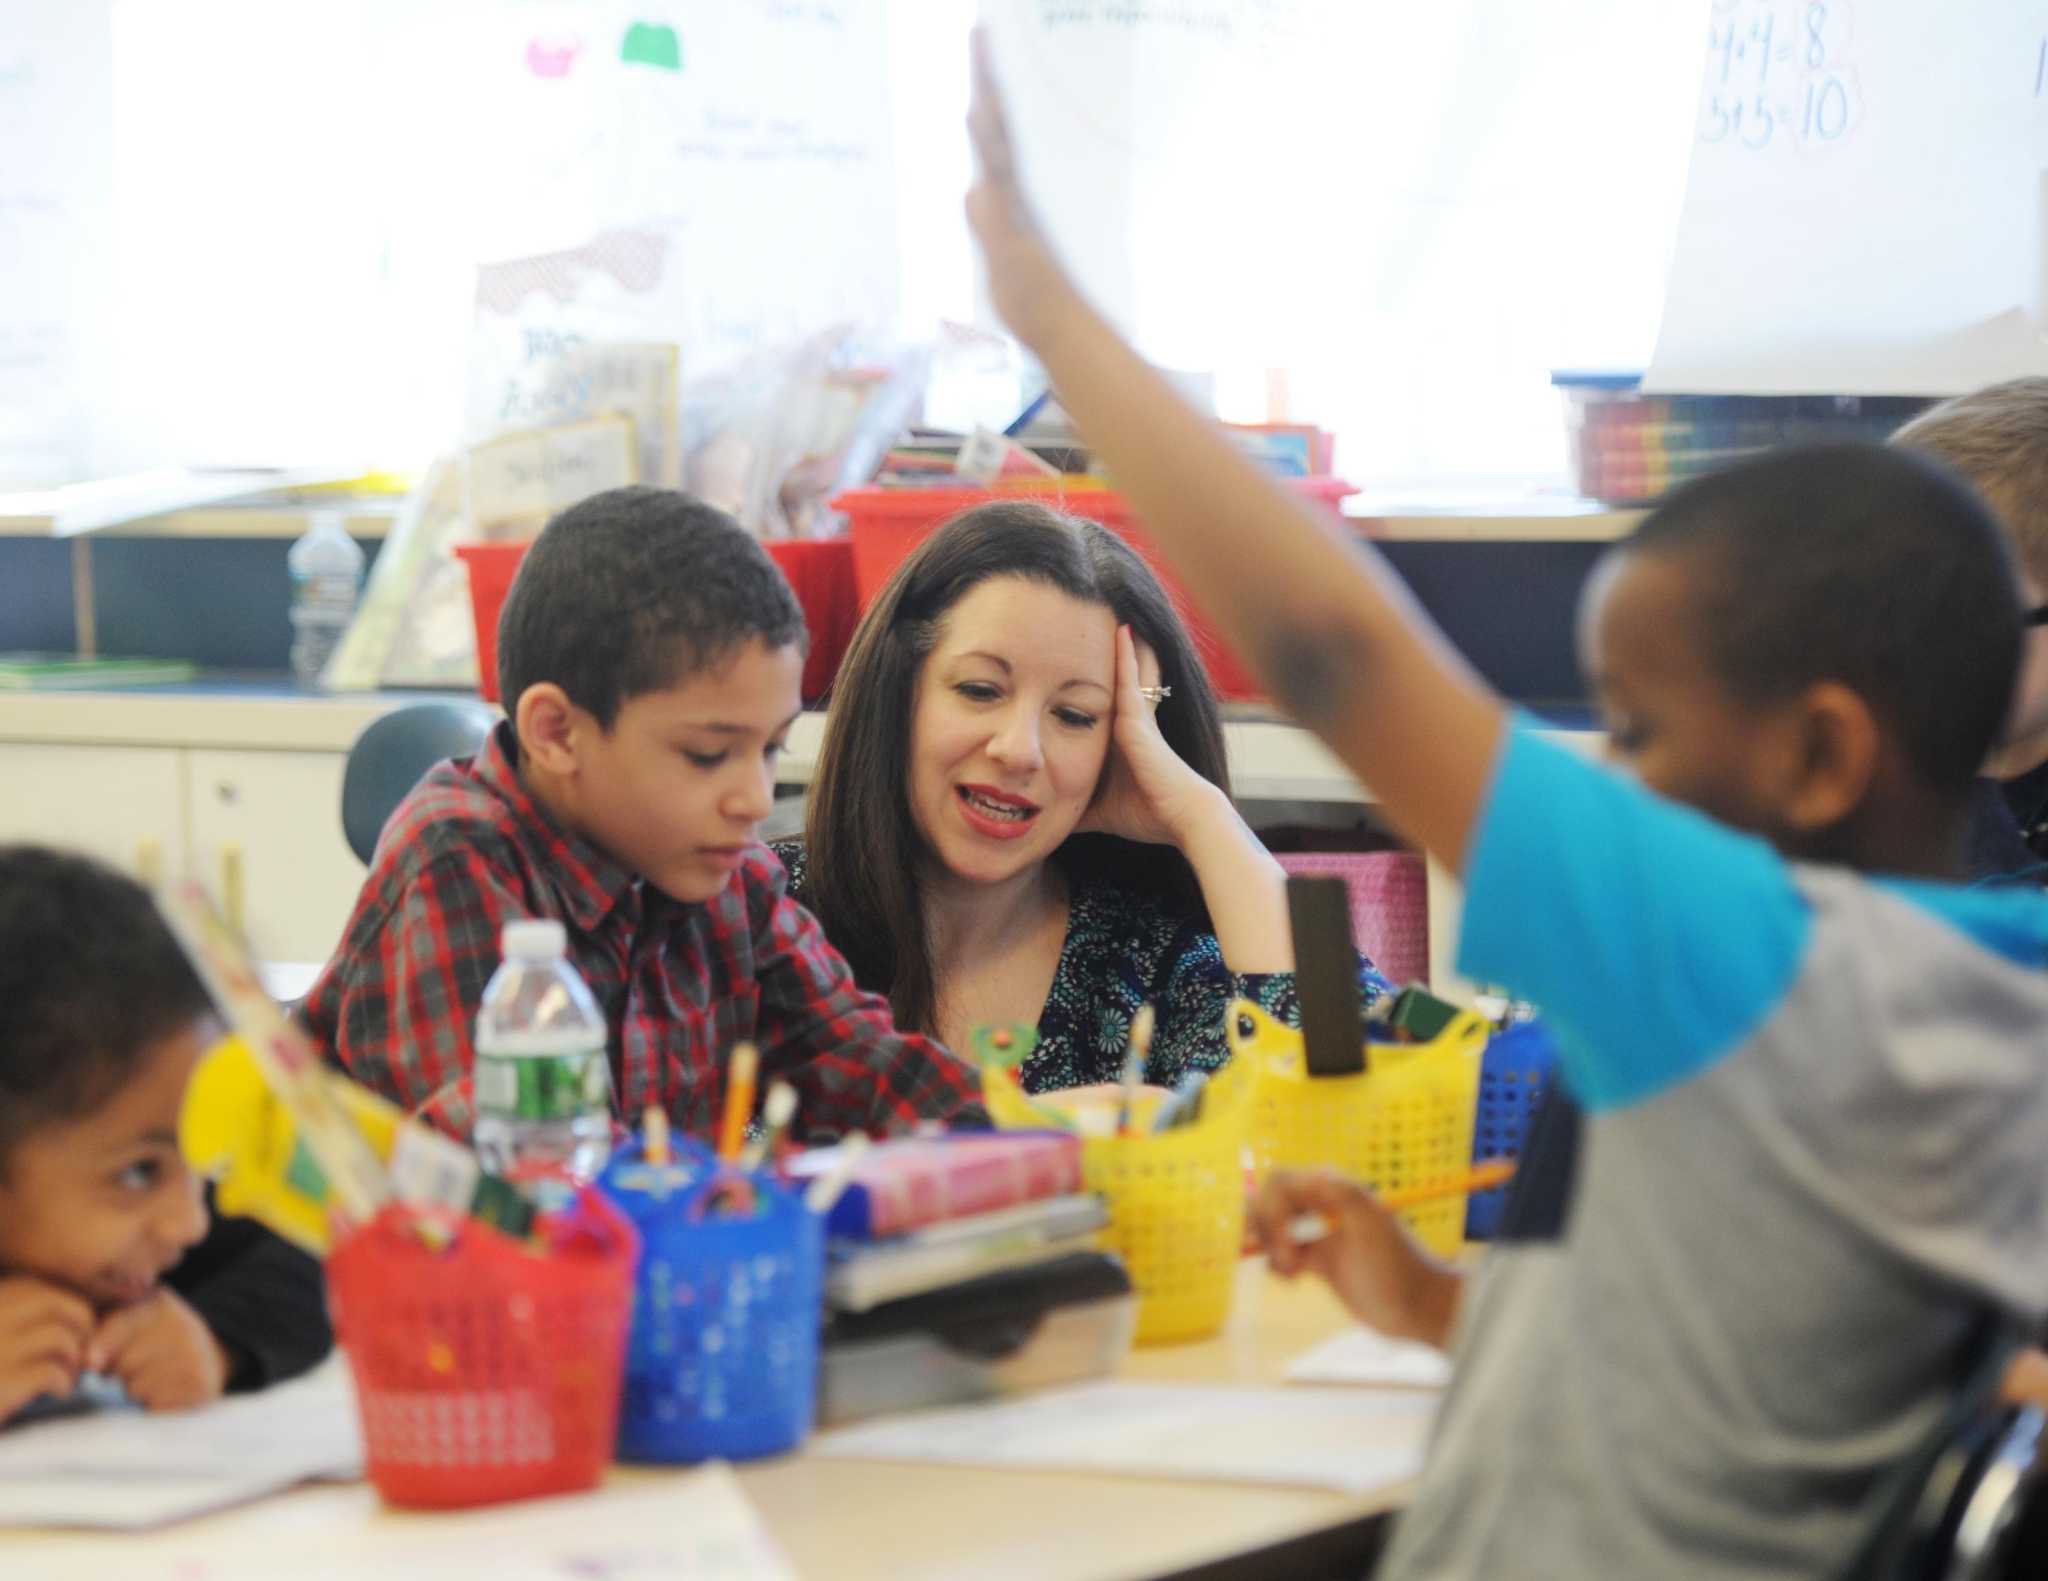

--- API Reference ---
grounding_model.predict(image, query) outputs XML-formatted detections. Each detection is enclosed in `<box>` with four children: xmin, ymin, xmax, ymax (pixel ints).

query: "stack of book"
<box><xmin>788</xmin><ymin>1132</ymin><xmax>1103</xmax><ymax>1309</ymax></box>
<box><xmin>785</xmin><ymin>1133</ymin><xmax>1136</xmax><ymax>1425</ymax></box>
<box><xmin>1554</xmin><ymin>372</ymin><xmax>1934</xmax><ymax>505</ymax></box>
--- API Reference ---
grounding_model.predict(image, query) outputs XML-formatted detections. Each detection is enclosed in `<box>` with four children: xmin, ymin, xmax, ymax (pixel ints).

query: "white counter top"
<box><xmin>0</xmin><ymin>688</ymin><xmax>1390</xmax><ymax>804</ymax></box>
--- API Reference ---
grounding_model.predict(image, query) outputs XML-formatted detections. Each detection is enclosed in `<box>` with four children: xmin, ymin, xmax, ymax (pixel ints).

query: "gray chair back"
<box><xmin>341</xmin><ymin>701</ymin><xmax>497</xmax><ymax>864</ymax></box>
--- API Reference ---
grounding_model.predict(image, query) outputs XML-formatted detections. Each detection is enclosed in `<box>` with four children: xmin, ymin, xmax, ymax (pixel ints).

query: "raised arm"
<box><xmin>967</xmin><ymin>34</ymin><xmax>1507</xmax><ymax>873</ymax></box>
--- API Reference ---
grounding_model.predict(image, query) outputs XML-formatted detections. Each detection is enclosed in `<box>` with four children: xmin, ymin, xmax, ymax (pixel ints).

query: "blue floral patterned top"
<box><xmin>772</xmin><ymin>841</ymin><xmax>1393</xmax><ymax>1094</ymax></box>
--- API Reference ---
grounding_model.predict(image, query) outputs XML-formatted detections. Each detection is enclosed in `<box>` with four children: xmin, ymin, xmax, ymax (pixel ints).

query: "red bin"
<box><xmin>831</xmin><ymin>479</ymin><xmax>1357</xmax><ymax>702</ymax></box>
<box><xmin>327</xmin><ymin>1190</ymin><xmax>638</xmax><ymax>1509</ymax></box>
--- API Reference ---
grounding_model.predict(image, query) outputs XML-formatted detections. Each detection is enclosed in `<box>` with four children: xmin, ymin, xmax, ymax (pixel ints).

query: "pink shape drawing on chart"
<box><xmin>526</xmin><ymin>37</ymin><xmax>583</xmax><ymax>79</ymax></box>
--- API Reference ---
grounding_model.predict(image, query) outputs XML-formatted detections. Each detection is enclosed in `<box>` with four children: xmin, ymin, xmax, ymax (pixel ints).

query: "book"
<box><xmin>0</xmin><ymin>652</ymin><xmax>197</xmax><ymax>690</ymax></box>
<box><xmin>826</xmin><ymin>1193</ymin><xmax>1109</xmax><ymax>1312</ymax></box>
<box><xmin>0</xmin><ymin>1357</ymin><xmax>361</xmax><ymax>1530</ymax></box>
<box><xmin>785</xmin><ymin>1132</ymin><xmax>1084</xmax><ymax>1239</ymax></box>
<box><xmin>1225</xmin><ymin>423</ymin><xmax>1335</xmax><ymax>478</ymax></box>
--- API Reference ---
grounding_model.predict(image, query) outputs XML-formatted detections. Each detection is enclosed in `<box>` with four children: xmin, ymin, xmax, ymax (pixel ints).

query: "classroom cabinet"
<box><xmin>0</xmin><ymin>740</ymin><xmax>364</xmax><ymax>965</ymax></box>
<box><xmin>0</xmin><ymin>743</ymin><xmax>187</xmax><ymax>881</ymax></box>
<box><xmin>185</xmin><ymin>748</ymin><xmax>363</xmax><ymax>963</ymax></box>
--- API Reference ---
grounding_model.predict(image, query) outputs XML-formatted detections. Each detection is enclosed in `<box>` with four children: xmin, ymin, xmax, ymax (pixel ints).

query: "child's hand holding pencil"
<box><xmin>1250</xmin><ymin>1169</ymin><xmax>1473</xmax><ymax>1351</ymax></box>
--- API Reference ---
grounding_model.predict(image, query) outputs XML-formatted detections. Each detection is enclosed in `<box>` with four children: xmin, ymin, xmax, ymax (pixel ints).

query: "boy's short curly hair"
<box><xmin>0</xmin><ymin>847</ymin><xmax>213</xmax><ymax>1170</ymax></box>
<box><xmin>495</xmin><ymin>486</ymin><xmax>809</xmax><ymax>728</ymax></box>
<box><xmin>1625</xmin><ymin>443</ymin><xmax>2022</xmax><ymax>795</ymax></box>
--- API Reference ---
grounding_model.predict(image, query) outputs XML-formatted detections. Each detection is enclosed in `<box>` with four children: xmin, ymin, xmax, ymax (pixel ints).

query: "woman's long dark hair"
<box><xmin>804</xmin><ymin>500</ymin><xmax>1231</xmax><ymax>1035</ymax></box>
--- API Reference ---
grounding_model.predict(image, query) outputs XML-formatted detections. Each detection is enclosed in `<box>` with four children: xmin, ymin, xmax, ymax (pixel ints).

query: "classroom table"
<box><xmin>1</xmin><ymin>1260</ymin><xmax>1427</xmax><ymax>1581</ymax></box>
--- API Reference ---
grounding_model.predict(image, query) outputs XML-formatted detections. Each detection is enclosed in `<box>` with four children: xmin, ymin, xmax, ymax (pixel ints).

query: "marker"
<box><xmin>1116</xmin><ymin>1004</ymin><xmax>1155</xmax><ymax>1138</ymax></box>
<box><xmin>643</xmin><ymin>1105</ymin><xmax>671</xmax><ymax>1167</ymax></box>
<box><xmin>803</xmin><ymin>1132</ymin><xmax>872</xmax><ymax>1215</ymax></box>
<box><xmin>1002</xmin><ymin>386</ymin><xmax>1054</xmax><ymax>437</ymax></box>
<box><xmin>1149</xmin><ymin>1069</ymin><xmax>1209</xmax><ymax>1133</ymax></box>
<box><xmin>1286</xmin><ymin>1159</ymin><xmax>1520</xmax><ymax>1244</ymax></box>
<box><xmin>717</xmin><ymin>1043</ymin><xmax>759</xmax><ymax>1164</ymax></box>
<box><xmin>741</xmin><ymin>1081</ymin><xmax>798</xmax><ymax>1173</ymax></box>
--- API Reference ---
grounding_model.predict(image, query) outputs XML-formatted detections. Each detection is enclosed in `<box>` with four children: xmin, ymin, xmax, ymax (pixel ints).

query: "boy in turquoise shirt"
<box><xmin>967</xmin><ymin>38</ymin><xmax>2048</xmax><ymax>1578</ymax></box>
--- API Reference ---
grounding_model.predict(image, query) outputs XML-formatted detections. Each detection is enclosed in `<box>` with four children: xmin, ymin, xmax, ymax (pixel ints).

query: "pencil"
<box><xmin>803</xmin><ymin>1132</ymin><xmax>872</xmax><ymax>1215</ymax></box>
<box><xmin>1379</xmin><ymin>1157</ymin><xmax>1517</xmax><ymax>1211</ymax></box>
<box><xmin>1116</xmin><ymin>1004</ymin><xmax>1155</xmax><ymax>1137</ymax></box>
<box><xmin>644</xmin><ymin>1104</ymin><xmax>671</xmax><ymax>1167</ymax></box>
<box><xmin>718</xmin><ymin>1043</ymin><xmax>759</xmax><ymax>1163</ymax></box>
<box><xmin>1287</xmin><ymin>1158</ymin><xmax>1519</xmax><ymax>1244</ymax></box>
<box><xmin>740</xmin><ymin>1080</ymin><xmax>797</xmax><ymax>1172</ymax></box>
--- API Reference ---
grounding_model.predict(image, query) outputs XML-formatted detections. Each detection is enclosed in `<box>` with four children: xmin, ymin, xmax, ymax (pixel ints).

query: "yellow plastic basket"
<box><xmin>980</xmin><ymin>1053</ymin><xmax>1256</xmax><ymax>1346</ymax></box>
<box><xmin>1231</xmin><ymin>998</ymin><xmax>1487</xmax><ymax>1259</ymax></box>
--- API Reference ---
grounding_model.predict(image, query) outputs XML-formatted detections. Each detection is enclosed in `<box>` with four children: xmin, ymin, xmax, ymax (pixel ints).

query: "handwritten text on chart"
<box><xmin>1699</xmin><ymin>0</ymin><xmax>1858</xmax><ymax>153</ymax></box>
<box><xmin>1033</xmin><ymin>1</ymin><xmax>1310</xmax><ymax>46</ymax></box>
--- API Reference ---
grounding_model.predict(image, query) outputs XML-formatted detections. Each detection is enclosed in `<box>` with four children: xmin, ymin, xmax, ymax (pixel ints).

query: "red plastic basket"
<box><xmin>455</xmin><ymin>539</ymin><xmax>857</xmax><ymax>706</ymax></box>
<box><xmin>453</xmin><ymin>542</ymin><xmax>524</xmax><ymax>706</ymax></box>
<box><xmin>830</xmin><ymin>479</ymin><xmax>1358</xmax><ymax>703</ymax></box>
<box><xmin>327</xmin><ymin>1190</ymin><xmax>639</xmax><ymax>1509</ymax></box>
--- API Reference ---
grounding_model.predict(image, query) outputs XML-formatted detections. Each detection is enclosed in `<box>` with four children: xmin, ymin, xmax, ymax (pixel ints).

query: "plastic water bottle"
<box><xmin>286</xmin><ymin>510</ymin><xmax>365</xmax><ymax>686</ymax></box>
<box><xmin>472</xmin><ymin>919</ymin><xmax>614</xmax><ymax>1195</ymax></box>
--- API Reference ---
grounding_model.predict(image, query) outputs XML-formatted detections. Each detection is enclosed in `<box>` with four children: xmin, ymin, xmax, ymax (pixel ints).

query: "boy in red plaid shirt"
<box><xmin>301</xmin><ymin>487</ymin><xmax>986</xmax><ymax>1143</ymax></box>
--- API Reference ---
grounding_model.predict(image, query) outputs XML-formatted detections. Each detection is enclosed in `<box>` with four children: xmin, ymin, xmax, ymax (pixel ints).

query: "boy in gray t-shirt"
<box><xmin>1262</xmin><ymin>459</ymin><xmax>2048</xmax><ymax>1579</ymax></box>
<box><xmin>963</xmin><ymin>46</ymin><xmax>2048</xmax><ymax>1576</ymax></box>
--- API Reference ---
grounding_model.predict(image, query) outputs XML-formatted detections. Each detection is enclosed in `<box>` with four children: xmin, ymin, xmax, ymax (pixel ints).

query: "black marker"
<box><xmin>1286</xmin><ymin>875</ymin><xmax>1367</xmax><ymax>1077</ymax></box>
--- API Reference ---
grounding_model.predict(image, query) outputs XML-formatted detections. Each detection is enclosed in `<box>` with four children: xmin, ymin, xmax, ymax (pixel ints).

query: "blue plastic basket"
<box><xmin>601</xmin><ymin>1151</ymin><xmax>823</xmax><ymax>1463</ymax></box>
<box><xmin>1465</xmin><ymin>1020</ymin><xmax>1560</xmax><ymax>1240</ymax></box>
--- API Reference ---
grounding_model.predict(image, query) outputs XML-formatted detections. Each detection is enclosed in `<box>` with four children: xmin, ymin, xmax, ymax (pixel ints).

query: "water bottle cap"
<box><xmin>501</xmin><ymin>918</ymin><xmax>567</xmax><ymax>959</ymax></box>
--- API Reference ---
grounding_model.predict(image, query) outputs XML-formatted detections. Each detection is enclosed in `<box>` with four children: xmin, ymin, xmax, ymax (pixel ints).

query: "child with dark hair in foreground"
<box><xmin>0</xmin><ymin>847</ymin><xmax>330</xmax><ymax>1422</ymax></box>
<box><xmin>967</xmin><ymin>39</ymin><xmax>2048</xmax><ymax>1578</ymax></box>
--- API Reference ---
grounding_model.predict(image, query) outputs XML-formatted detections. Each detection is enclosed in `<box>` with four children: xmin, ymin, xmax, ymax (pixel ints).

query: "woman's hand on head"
<box><xmin>1077</xmin><ymin>626</ymin><xmax>1222</xmax><ymax>848</ymax></box>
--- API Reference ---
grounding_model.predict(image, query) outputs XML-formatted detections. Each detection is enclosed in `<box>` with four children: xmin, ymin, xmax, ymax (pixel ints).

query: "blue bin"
<box><xmin>601</xmin><ymin>1151</ymin><xmax>823</xmax><ymax>1464</ymax></box>
<box><xmin>1465</xmin><ymin>1020</ymin><xmax>1560</xmax><ymax>1240</ymax></box>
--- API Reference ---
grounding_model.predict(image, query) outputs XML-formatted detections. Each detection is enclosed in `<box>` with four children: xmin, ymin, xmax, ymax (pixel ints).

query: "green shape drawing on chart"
<box><xmin>621</xmin><ymin>21</ymin><xmax>682</xmax><ymax>71</ymax></box>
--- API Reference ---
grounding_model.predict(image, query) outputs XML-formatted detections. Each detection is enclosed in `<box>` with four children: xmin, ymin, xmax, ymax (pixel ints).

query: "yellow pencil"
<box><xmin>717</xmin><ymin>1043</ymin><xmax>759</xmax><ymax>1163</ymax></box>
<box><xmin>1379</xmin><ymin>1157</ymin><xmax>1517</xmax><ymax>1212</ymax></box>
<box><xmin>1286</xmin><ymin>1158</ymin><xmax>1519</xmax><ymax>1244</ymax></box>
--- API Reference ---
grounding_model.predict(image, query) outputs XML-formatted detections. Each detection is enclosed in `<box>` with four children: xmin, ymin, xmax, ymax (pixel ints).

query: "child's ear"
<box><xmin>1782</xmin><ymin>681</ymin><xmax>1880</xmax><ymax>833</ymax></box>
<box><xmin>514</xmin><ymin>683</ymin><xmax>584</xmax><ymax>776</ymax></box>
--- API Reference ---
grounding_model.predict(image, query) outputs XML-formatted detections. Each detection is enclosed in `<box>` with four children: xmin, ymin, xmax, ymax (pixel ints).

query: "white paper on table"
<box><xmin>0</xmin><ymin>1356</ymin><xmax>362</xmax><ymax>1530</ymax></box>
<box><xmin>0</xmin><ymin>1470</ymin><xmax>319</xmax><ymax>1533</ymax></box>
<box><xmin>812</xmin><ymin>1381</ymin><xmax>1436</xmax><ymax>1496</ymax></box>
<box><xmin>377</xmin><ymin>1466</ymin><xmax>795</xmax><ymax>1581</ymax></box>
<box><xmin>142</xmin><ymin>1465</ymin><xmax>799</xmax><ymax>1581</ymax></box>
<box><xmin>1285</xmin><ymin>1326</ymin><xmax>1454</xmax><ymax>1390</ymax></box>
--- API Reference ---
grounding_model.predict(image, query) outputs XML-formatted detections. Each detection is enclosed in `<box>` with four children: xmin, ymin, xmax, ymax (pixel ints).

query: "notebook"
<box><xmin>785</xmin><ymin>1132</ymin><xmax>1084</xmax><ymax>1238</ymax></box>
<box><xmin>825</xmin><ymin>1193</ymin><xmax>1109</xmax><ymax>1310</ymax></box>
<box><xmin>0</xmin><ymin>652</ymin><xmax>197</xmax><ymax>690</ymax></box>
<box><xmin>0</xmin><ymin>1356</ymin><xmax>362</xmax><ymax>1530</ymax></box>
